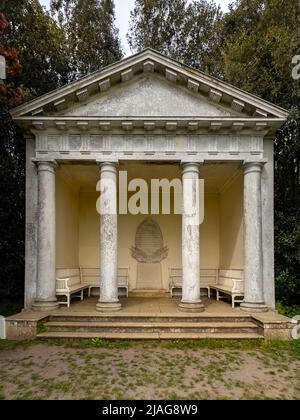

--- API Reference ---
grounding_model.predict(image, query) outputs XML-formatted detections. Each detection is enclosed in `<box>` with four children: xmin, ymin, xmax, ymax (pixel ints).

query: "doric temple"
<box><xmin>7</xmin><ymin>50</ymin><xmax>296</xmax><ymax>340</ymax></box>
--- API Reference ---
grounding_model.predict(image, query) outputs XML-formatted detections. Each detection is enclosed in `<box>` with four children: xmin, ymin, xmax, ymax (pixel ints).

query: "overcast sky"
<box><xmin>39</xmin><ymin>0</ymin><xmax>232</xmax><ymax>56</ymax></box>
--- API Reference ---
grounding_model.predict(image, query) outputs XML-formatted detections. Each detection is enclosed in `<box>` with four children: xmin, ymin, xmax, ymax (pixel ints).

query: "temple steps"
<box><xmin>37</xmin><ymin>331</ymin><xmax>263</xmax><ymax>340</ymax></box>
<box><xmin>47</xmin><ymin>314</ymin><xmax>252</xmax><ymax>323</ymax></box>
<box><xmin>42</xmin><ymin>320</ymin><xmax>257</xmax><ymax>334</ymax></box>
<box><xmin>36</xmin><ymin>314</ymin><xmax>263</xmax><ymax>339</ymax></box>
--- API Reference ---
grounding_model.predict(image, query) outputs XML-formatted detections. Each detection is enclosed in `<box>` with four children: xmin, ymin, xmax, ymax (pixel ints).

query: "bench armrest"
<box><xmin>232</xmin><ymin>279</ymin><xmax>244</xmax><ymax>293</ymax></box>
<box><xmin>56</xmin><ymin>277</ymin><xmax>69</xmax><ymax>291</ymax></box>
<box><xmin>170</xmin><ymin>278</ymin><xmax>182</xmax><ymax>288</ymax></box>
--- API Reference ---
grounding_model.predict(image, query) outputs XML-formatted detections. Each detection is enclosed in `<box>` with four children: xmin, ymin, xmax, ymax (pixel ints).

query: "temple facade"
<box><xmin>11</xmin><ymin>49</ymin><xmax>289</xmax><ymax>314</ymax></box>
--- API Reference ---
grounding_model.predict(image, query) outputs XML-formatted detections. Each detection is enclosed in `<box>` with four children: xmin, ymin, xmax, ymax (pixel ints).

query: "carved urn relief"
<box><xmin>131</xmin><ymin>218</ymin><xmax>168</xmax><ymax>289</ymax></box>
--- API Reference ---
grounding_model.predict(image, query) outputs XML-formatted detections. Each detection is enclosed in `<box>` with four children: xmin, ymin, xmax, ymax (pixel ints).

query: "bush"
<box><xmin>275</xmin><ymin>301</ymin><xmax>300</xmax><ymax>318</ymax></box>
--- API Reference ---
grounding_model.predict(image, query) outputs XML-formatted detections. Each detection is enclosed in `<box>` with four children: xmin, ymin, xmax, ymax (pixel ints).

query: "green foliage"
<box><xmin>220</xmin><ymin>0</ymin><xmax>300</xmax><ymax>305</ymax></box>
<box><xmin>274</xmin><ymin>111</ymin><xmax>300</xmax><ymax>305</ymax></box>
<box><xmin>37</xmin><ymin>323</ymin><xmax>49</xmax><ymax>334</ymax></box>
<box><xmin>127</xmin><ymin>0</ymin><xmax>223</xmax><ymax>75</ymax></box>
<box><xmin>1</xmin><ymin>0</ymin><xmax>123</xmax><ymax>96</ymax></box>
<box><xmin>40</xmin><ymin>338</ymin><xmax>134</xmax><ymax>349</ymax></box>
<box><xmin>0</xmin><ymin>109</ymin><xmax>25</xmax><ymax>306</ymax></box>
<box><xmin>1</xmin><ymin>0</ymin><xmax>70</xmax><ymax>97</ymax></box>
<box><xmin>1</xmin><ymin>338</ymin><xmax>298</xmax><ymax>359</ymax></box>
<box><xmin>50</xmin><ymin>0</ymin><xmax>123</xmax><ymax>80</ymax></box>
<box><xmin>221</xmin><ymin>0</ymin><xmax>300</xmax><ymax>108</ymax></box>
<box><xmin>276</xmin><ymin>302</ymin><xmax>300</xmax><ymax>319</ymax></box>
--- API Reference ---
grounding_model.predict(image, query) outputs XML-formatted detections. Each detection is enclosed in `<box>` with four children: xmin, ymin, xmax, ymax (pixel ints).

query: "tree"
<box><xmin>220</xmin><ymin>0</ymin><xmax>300</xmax><ymax>305</ymax></box>
<box><xmin>127</xmin><ymin>0</ymin><xmax>223</xmax><ymax>74</ymax></box>
<box><xmin>0</xmin><ymin>13</ymin><xmax>26</xmax><ymax>107</ymax></box>
<box><xmin>221</xmin><ymin>0</ymin><xmax>300</xmax><ymax>108</ymax></box>
<box><xmin>1</xmin><ymin>0</ymin><xmax>70</xmax><ymax>97</ymax></box>
<box><xmin>0</xmin><ymin>12</ymin><xmax>26</xmax><ymax>313</ymax></box>
<box><xmin>50</xmin><ymin>0</ymin><xmax>123</xmax><ymax>80</ymax></box>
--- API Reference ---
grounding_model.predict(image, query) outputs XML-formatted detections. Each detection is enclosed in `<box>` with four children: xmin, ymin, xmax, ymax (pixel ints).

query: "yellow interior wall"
<box><xmin>201</xmin><ymin>194</ymin><xmax>220</xmax><ymax>269</ymax></box>
<box><xmin>77</xmin><ymin>162</ymin><xmax>221</xmax><ymax>290</ymax></box>
<box><xmin>78</xmin><ymin>191</ymin><xmax>100</xmax><ymax>267</ymax></box>
<box><xmin>55</xmin><ymin>163</ymin><xmax>239</xmax><ymax>286</ymax></box>
<box><xmin>56</xmin><ymin>171</ymin><xmax>79</xmax><ymax>268</ymax></box>
<box><xmin>219</xmin><ymin>174</ymin><xmax>244</xmax><ymax>269</ymax></box>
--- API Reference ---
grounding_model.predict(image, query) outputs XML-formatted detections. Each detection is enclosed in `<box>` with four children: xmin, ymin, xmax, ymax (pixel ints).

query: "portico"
<box><xmin>11</xmin><ymin>49</ymin><xmax>289</xmax><ymax>317</ymax></box>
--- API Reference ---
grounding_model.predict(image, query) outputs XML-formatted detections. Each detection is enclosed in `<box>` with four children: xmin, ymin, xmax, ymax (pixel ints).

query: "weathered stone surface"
<box><xmin>179</xmin><ymin>163</ymin><xmax>204</xmax><ymax>313</ymax></box>
<box><xmin>96</xmin><ymin>162</ymin><xmax>121</xmax><ymax>312</ymax></box>
<box><xmin>6</xmin><ymin>320</ymin><xmax>38</xmax><ymax>340</ymax></box>
<box><xmin>64</xmin><ymin>75</ymin><xmax>233</xmax><ymax>118</ymax></box>
<box><xmin>32</xmin><ymin>161</ymin><xmax>59</xmax><ymax>311</ymax></box>
<box><xmin>241</xmin><ymin>162</ymin><xmax>267</xmax><ymax>313</ymax></box>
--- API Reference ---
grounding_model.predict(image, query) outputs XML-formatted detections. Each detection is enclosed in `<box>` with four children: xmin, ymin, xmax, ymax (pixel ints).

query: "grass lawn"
<box><xmin>0</xmin><ymin>339</ymin><xmax>299</xmax><ymax>400</ymax></box>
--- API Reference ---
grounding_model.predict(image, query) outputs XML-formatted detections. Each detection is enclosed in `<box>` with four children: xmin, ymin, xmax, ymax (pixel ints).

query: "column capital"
<box><xmin>34</xmin><ymin>160</ymin><xmax>58</xmax><ymax>173</ymax></box>
<box><xmin>181</xmin><ymin>161</ymin><xmax>203</xmax><ymax>175</ymax></box>
<box><xmin>243</xmin><ymin>160</ymin><xmax>267</xmax><ymax>175</ymax></box>
<box><xmin>97</xmin><ymin>160</ymin><xmax>118</xmax><ymax>175</ymax></box>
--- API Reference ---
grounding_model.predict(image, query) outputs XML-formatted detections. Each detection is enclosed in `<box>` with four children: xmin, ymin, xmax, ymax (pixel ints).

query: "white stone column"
<box><xmin>32</xmin><ymin>161</ymin><xmax>59</xmax><ymax>311</ymax></box>
<box><xmin>179</xmin><ymin>162</ymin><xmax>204</xmax><ymax>312</ymax></box>
<box><xmin>96</xmin><ymin>162</ymin><xmax>121</xmax><ymax>311</ymax></box>
<box><xmin>241</xmin><ymin>162</ymin><xmax>268</xmax><ymax>312</ymax></box>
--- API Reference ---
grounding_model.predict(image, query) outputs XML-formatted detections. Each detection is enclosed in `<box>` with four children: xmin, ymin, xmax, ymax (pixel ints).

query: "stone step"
<box><xmin>129</xmin><ymin>289</ymin><xmax>169</xmax><ymax>298</ymax></box>
<box><xmin>45</xmin><ymin>320</ymin><xmax>259</xmax><ymax>334</ymax></box>
<box><xmin>48</xmin><ymin>314</ymin><xmax>252</xmax><ymax>323</ymax></box>
<box><xmin>37</xmin><ymin>331</ymin><xmax>264</xmax><ymax>340</ymax></box>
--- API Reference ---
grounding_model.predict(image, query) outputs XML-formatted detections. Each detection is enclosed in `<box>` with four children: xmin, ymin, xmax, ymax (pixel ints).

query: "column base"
<box><xmin>240</xmin><ymin>301</ymin><xmax>268</xmax><ymax>313</ymax></box>
<box><xmin>178</xmin><ymin>300</ymin><xmax>205</xmax><ymax>313</ymax></box>
<box><xmin>32</xmin><ymin>299</ymin><xmax>60</xmax><ymax>312</ymax></box>
<box><xmin>96</xmin><ymin>300</ymin><xmax>122</xmax><ymax>312</ymax></box>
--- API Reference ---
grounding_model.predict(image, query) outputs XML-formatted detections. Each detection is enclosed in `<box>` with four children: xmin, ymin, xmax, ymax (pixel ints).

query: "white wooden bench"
<box><xmin>208</xmin><ymin>269</ymin><xmax>244</xmax><ymax>308</ymax></box>
<box><xmin>56</xmin><ymin>268</ymin><xmax>89</xmax><ymax>308</ymax></box>
<box><xmin>169</xmin><ymin>268</ymin><xmax>218</xmax><ymax>298</ymax></box>
<box><xmin>80</xmin><ymin>267</ymin><xmax>129</xmax><ymax>298</ymax></box>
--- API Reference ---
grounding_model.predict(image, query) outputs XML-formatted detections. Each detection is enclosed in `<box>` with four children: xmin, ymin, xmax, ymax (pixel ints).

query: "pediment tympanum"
<box><xmin>62</xmin><ymin>74</ymin><xmax>234</xmax><ymax>118</ymax></box>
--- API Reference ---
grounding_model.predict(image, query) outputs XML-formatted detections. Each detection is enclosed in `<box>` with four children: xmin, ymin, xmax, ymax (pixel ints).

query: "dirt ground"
<box><xmin>0</xmin><ymin>340</ymin><xmax>299</xmax><ymax>400</ymax></box>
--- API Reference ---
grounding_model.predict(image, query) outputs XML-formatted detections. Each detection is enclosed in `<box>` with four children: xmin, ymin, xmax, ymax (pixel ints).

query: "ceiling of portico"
<box><xmin>58</xmin><ymin>161</ymin><xmax>241</xmax><ymax>194</ymax></box>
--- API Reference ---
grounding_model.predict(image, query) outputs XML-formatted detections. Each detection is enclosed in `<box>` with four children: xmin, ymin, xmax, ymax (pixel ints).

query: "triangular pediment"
<box><xmin>62</xmin><ymin>74</ymin><xmax>234</xmax><ymax>118</ymax></box>
<box><xmin>11</xmin><ymin>49</ymin><xmax>288</xmax><ymax>134</ymax></box>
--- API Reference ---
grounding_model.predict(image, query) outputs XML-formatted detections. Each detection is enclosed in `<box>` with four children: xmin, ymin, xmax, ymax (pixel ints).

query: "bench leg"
<box><xmin>232</xmin><ymin>296</ymin><xmax>235</xmax><ymax>309</ymax></box>
<box><xmin>81</xmin><ymin>289</ymin><xmax>84</xmax><ymax>300</ymax></box>
<box><xmin>67</xmin><ymin>294</ymin><xmax>70</xmax><ymax>308</ymax></box>
<box><xmin>217</xmin><ymin>290</ymin><xmax>220</xmax><ymax>301</ymax></box>
<box><xmin>208</xmin><ymin>287</ymin><xmax>211</xmax><ymax>299</ymax></box>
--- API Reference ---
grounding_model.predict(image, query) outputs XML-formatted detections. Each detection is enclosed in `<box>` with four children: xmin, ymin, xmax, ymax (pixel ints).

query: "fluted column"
<box><xmin>241</xmin><ymin>162</ymin><xmax>268</xmax><ymax>312</ymax></box>
<box><xmin>179</xmin><ymin>162</ymin><xmax>205</xmax><ymax>312</ymax></box>
<box><xmin>96</xmin><ymin>162</ymin><xmax>121</xmax><ymax>312</ymax></box>
<box><xmin>32</xmin><ymin>161</ymin><xmax>59</xmax><ymax>311</ymax></box>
